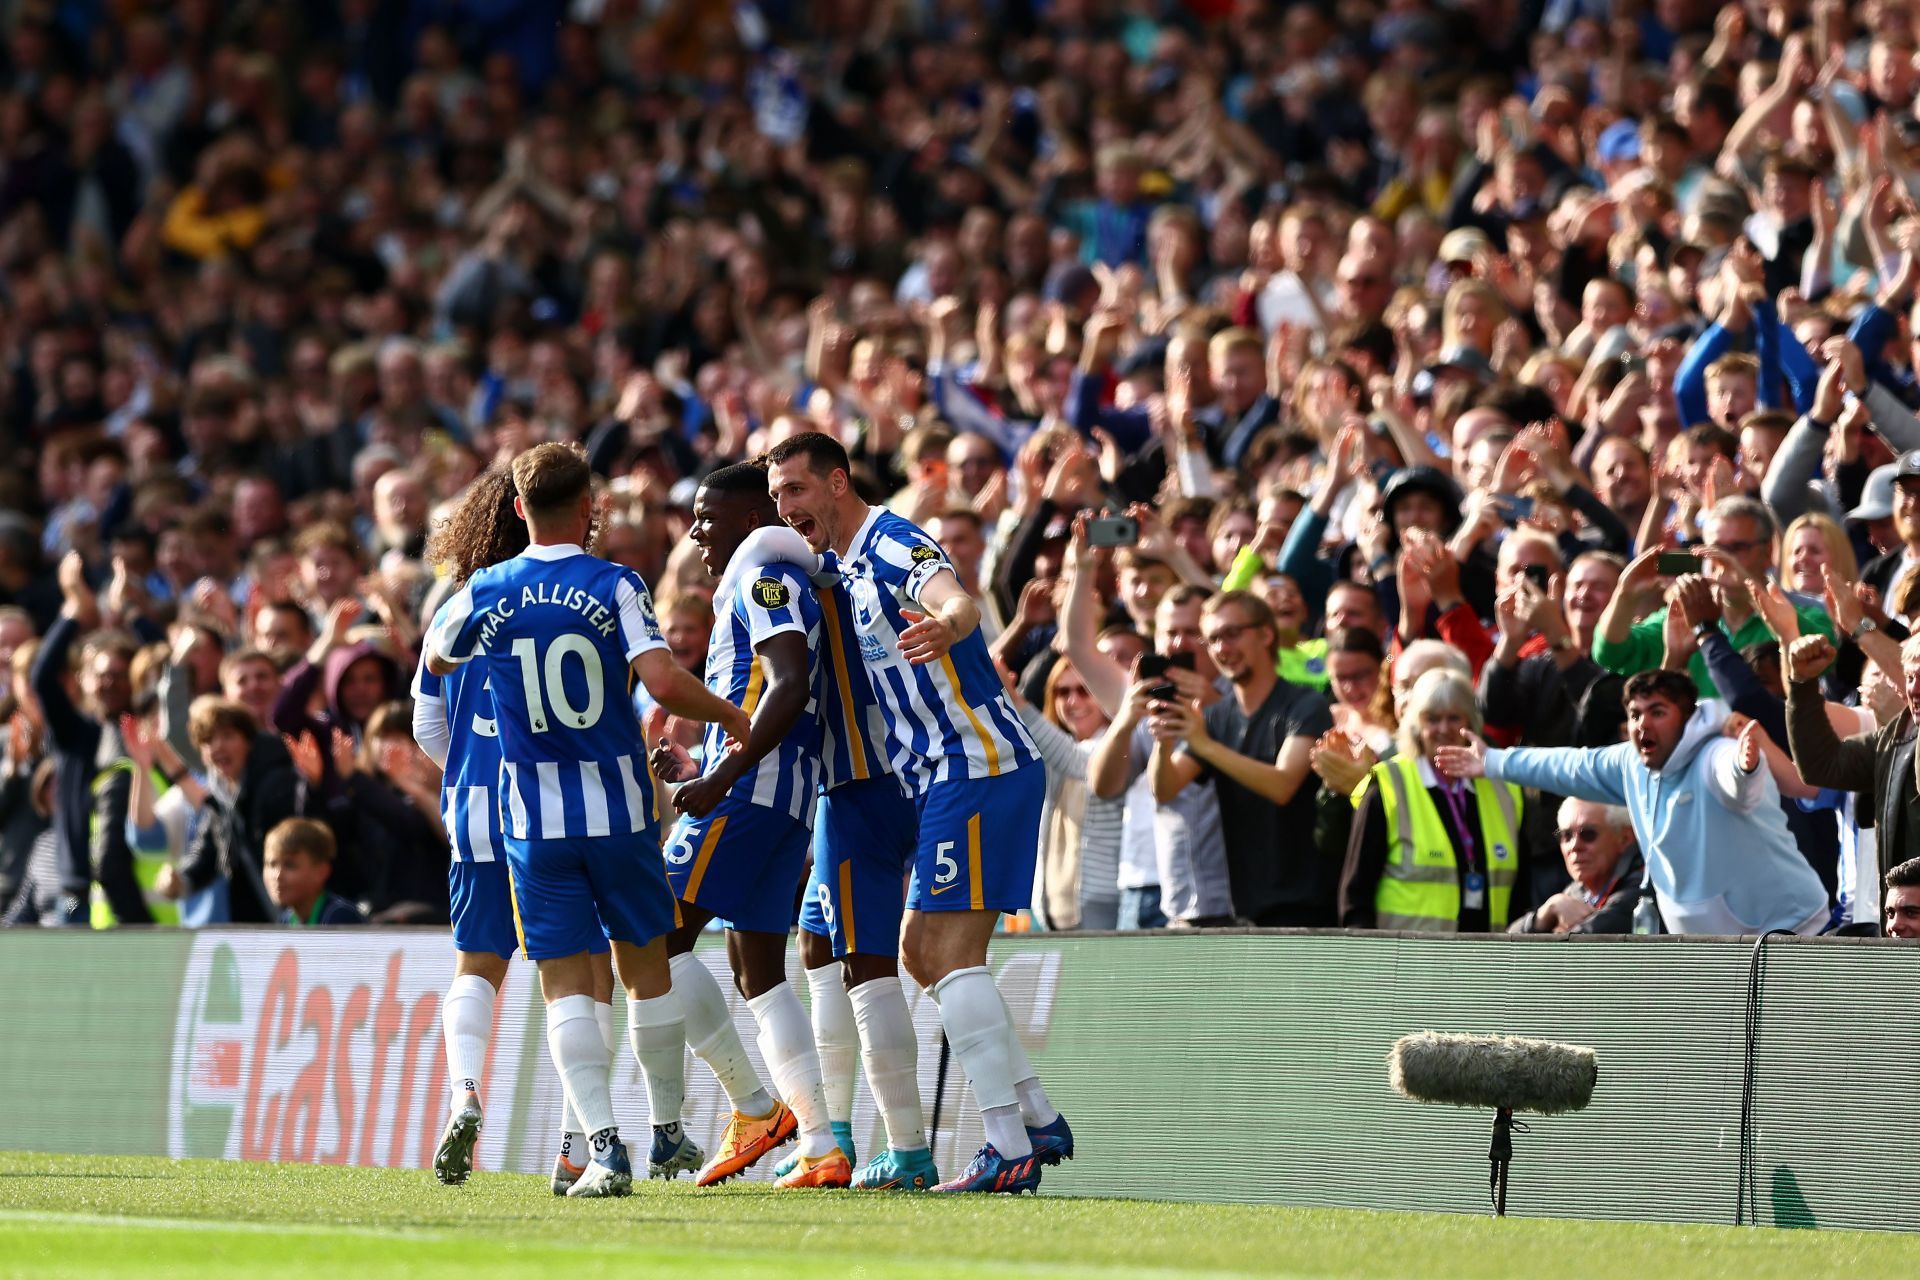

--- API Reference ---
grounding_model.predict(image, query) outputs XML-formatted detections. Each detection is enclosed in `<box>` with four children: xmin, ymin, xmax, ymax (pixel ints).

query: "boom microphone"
<box><xmin>1389</xmin><ymin>1032</ymin><xmax>1597</xmax><ymax>1115</ymax></box>
<box><xmin>1387</xmin><ymin>1032</ymin><xmax>1599</xmax><ymax>1216</ymax></box>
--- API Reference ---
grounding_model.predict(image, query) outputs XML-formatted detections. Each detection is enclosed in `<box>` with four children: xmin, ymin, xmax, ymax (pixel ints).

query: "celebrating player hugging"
<box><xmin>420</xmin><ymin>443</ymin><xmax>747</xmax><ymax>1198</ymax></box>
<box><xmin>767</xmin><ymin>431</ymin><xmax>1072</xmax><ymax>1194</ymax></box>
<box><xmin>414</xmin><ymin>436</ymin><xmax>1073</xmax><ymax>1200</ymax></box>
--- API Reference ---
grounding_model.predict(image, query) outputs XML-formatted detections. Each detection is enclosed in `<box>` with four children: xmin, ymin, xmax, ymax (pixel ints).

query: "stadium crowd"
<box><xmin>5</xmin><ymin>0</ymin><xmax>1920</xmax><ymax>939</ymax></box>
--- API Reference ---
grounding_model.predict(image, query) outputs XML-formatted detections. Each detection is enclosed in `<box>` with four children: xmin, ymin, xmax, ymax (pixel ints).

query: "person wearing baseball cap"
<box><xmin>1847</xmin><ymin>462</ymin><xmax>1899</xmax><ymax>526</ymax></box>
<box><xmin>1593</xmin><ymin>119</ymin><xmax>1642</xmax><ymax>182</ymax></box>
<box><xmin>1438</xmin><ymin>227</ymin><xmax>1490</xmax><ymax>268</ymax></box>
<box><xmin>1858</xmin><ymin>453</ymin><xmax>1920</xmax><ymax>627</ymax></box>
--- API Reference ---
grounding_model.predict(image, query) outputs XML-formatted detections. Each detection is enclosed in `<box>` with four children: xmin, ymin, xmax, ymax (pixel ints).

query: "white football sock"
<box><xmin>594</xmin><ymin>1001</ymin><xmax>616</xmax><ymax>1056</ymax></box>
<box><xmin>626</xmin><ymin>994</ymin><xmax>686</xmax><ymax>1129</ymax></box>
<box><xmin>747</xmin><ymin>983</ymin><xmax>835</xmax><ymax>1158</ymax></box>
<box><xmin>545</xmin><ymin>994</ymin><xmax>614</xmax><ymax>1139</ymax></box>
<box><xmin>592</xmin><ymin>1000</ymin><xmax>619</xmax><ymax>1135</ymax></box>
<box><xmin>804</xmin><ymin>962</ymin><xmax>859</xmax><ymax>1125</ymax></box>
<box><xmin>994</xmin><ymin>987</ymin><xmax>1058</xmax><ymax>1127</ymax></box>
<box><xmin>441</xmin><ymin>973</ymin><xmax>493</xmax><ymax>1106</ymax></box>
<box><xmin>930</xmin><ymin>967</ymin><xmax>1031</xmax><ymax>1159</ymax></box>
<box><xmin>669</xmin><ymin>952</ymin><xmax>773</xmax><ymax>1115</ymax></box>
<box><xmin>849</xmin><ymin>975</ymin><xmax>926</xmax><ymax>1152</ymax></box>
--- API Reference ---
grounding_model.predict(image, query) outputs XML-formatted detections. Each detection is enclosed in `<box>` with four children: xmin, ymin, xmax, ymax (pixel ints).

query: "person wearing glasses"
<box><xmin>1507</xmin><ymin>799</ymin><xmax>1645</xmax><ymax>935</ymax></box>
<box><xmin>1593</xmin><ymin>495</ymin><xmax>1834</xmax><ymax>697</ymax></box>
<box><xmin>1147</xmin><ymin>590</ymin><xmax>1335</xmax><ymax>926</ymax></box>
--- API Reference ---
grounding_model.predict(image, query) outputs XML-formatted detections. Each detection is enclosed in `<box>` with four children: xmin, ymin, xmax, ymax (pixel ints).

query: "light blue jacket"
<box><xmin>1484</xmin><ymin>705</ymin><xmax>1829</xmax><ymax>935</ymax></box>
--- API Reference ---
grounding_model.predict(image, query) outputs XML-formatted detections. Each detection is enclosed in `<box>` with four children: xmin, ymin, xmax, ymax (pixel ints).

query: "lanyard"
<box><xmin>1435</xmin><ymin>781</ymin><xmax>1478</xmax><ymax>873</ymax></box>
<box><xmin>1583</xmin><ymin>869</ymin><xmax>1626</xmax><ymax>910</ymax></box>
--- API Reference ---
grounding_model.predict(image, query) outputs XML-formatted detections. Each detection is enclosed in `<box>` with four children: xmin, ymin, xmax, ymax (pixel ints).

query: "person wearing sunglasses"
<box><xmin>1507</xmin><ymin>799</ymin><xmax>1645</xmax><ymax>935</ymax></box>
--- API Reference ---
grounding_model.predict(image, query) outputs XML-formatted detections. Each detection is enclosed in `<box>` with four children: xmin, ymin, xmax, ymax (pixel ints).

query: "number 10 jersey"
<box><xmin>426</xmin><ymin>542</ymin><xmax>667</xmax><ymax>842</ymax></box>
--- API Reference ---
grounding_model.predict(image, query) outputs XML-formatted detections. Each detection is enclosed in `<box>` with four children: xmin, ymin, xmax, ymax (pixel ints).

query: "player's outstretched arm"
<box><xmin>669</xmin><ymin>632</ymin><xmax>809</xmax><ymax>817</ymax></box>
<box><xmin>633</xmin><ymin>648</ymin><xmax>751</xmax><ymax>746</ymax></box>
<box><xmin>900</xmin><ymin>568</ymin><xmax>979</xmax><ymax>665</ymax></box>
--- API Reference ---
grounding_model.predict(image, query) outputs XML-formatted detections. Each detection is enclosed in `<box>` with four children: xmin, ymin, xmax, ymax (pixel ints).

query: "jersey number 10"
<box><xmin>510</xmin><ymin>635</ymin><xmax>606</xmax><ymax>732</ymax></box>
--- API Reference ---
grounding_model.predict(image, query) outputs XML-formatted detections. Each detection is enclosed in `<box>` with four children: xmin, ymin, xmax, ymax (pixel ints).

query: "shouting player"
<box><xmin>647</xmin><ymin>461</ymin><xmax>847</xmax><ymax>1188</ymax></box>
<box><xmin>780</xmin><ymin>529</ymin><xmax>941</xmax><ymax>1192</ymax></box>
<box><xmin>425</xmin><ymin>443</ymin><xmax>747</xmax><ymax>1197</ymax></box>
<box><xmin>415</xmin><ymin>466</ymin><xmax>625</xmax><ymax>1191</ymax></box>
<box><xmin>767</xmin><ymin>432</ymin><xmax>1073</xmax><ymax>1194</ymax></box>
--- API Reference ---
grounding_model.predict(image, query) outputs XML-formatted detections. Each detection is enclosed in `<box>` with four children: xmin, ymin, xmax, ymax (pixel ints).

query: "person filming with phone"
<box><xmin>1147</xmin><ymin>592</ymin><xmax>1337</xmax><ymax>927</ymax></box>
<box><xmin>1593</xmin><ymin>497</ymin><xmax>1833</xmax><ymax>697</ymax></box>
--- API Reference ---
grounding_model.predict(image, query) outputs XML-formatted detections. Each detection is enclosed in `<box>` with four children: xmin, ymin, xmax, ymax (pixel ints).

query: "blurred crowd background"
<box><xmin>4</xmin><ymin>0</ymin><xmax>1920</xmax><ymax>939</ymax></box>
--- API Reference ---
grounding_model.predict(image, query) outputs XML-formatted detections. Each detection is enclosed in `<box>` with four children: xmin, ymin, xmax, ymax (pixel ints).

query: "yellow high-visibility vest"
<box><xmin>89</xmin><ymin>761</ymin><xmax>180</xmax><ymax>928</ymax></box>
<box><xmin>1369</xmin><ymin>754</ymin><xmax>1522</xmax><ymax>932</ymax></box>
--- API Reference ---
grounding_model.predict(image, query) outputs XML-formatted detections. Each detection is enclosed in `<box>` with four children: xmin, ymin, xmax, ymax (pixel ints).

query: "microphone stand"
<box><xmin>1488</xmin><ymin>1107</ymin><xmax>1514</xmax><ymax>1216</ymax></box>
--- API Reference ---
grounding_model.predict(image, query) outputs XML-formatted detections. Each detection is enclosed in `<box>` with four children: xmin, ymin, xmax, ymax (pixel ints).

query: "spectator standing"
<box><xmin>1859</xmin><ymin>452</ymin><xmax>1920</xmax><ymax>629</ymax></box>
<box><xmin>300</xmin><ymin>702</ymin><xmax>450</xmax><ymax>923</ymax></box>
<box><xmin>1342</xmin><ymin>669</ymin><xmax>1528</xmax><ymax>932</ymax></box>
<box><xmin>1150</xmin><ymin>592</ymin><xmax>1336</xmax><ymax>926</ymax></box>
<box><xmin>1438</xmin><ymin>671</ymin><xmax>1830</xmax><ymax>935</ymax></box>
<box><xmin>1082</xmin><ymin>586</ymin><xmax>1235</xmax><ymax>927</ymax></box>
<box><xmin>159</xmin><ymin>698</ymin><xmax>310</xmax><ymax>924</ymax></box>
<box><xmin>999</xmin><ymin>651</ymin><xmax>1124</xmax><ymax>932</ymax></box>
<box><xmin>0</xmin><ymin>640</ymin><xmax>49</xmax><ymax>907</ymax></box>
<box><xmin>29</xmin><ymin>554</ymin><xmax>140</xmax><ymax>925</ymax></box>
<box><xmin>269</xmin><ymin>597</ymin><xmax>403</xmax><ymax>797</ymax></box>
<box><xmin>1595</xmin><ymin>500</ymin><xmax>1833</xmax><ymax>696</ymax></box>
<box><xmin>1783</xmin><ymin>633</ymin><xmax>1920</xmax><ymax>890</ymax></box>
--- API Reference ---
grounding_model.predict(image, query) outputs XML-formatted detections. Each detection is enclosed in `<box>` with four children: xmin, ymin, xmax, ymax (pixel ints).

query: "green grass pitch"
<box><xmin>3</xmin><ymin>1153</ymin><xmax>1919</xmax><ymax>1279</ymax></box>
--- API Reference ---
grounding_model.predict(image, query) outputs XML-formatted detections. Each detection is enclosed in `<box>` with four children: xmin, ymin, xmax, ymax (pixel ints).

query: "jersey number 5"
<box><xmin>510</xmin><ymin>635</ymin><xmax>605</xmax><ymax>732</ymax></box>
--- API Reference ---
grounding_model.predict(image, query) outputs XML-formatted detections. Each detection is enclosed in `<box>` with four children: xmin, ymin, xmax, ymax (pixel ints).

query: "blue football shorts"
<box><xmin>800</xmin><ymin>776</ymin><xmax>919</xmax><ymax>957</ymax></box>
<box><xmin>905</xmin><ymin>766</ymin><xmax>1045</xmax><ymax>915</ymax></box>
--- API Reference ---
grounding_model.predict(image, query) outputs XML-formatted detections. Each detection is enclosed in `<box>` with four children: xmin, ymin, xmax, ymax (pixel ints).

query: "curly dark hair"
<box><xmin>425</xmin><ymin>464</ymin><xmax>527</xmax><ymax>584</ymax></box>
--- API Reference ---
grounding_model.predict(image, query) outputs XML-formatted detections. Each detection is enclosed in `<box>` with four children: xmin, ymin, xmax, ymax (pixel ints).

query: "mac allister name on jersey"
<box><xmin>469</xmin><ymin>581</ymin><xmax>621</xmax><ymax>653</ymax></box>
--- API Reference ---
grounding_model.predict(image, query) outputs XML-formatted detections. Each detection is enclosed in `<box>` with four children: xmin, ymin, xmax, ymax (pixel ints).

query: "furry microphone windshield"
<box><xmin>1388</xmin><ymin>1031</ymin><xmax>1598</xmax><ymax>1115</ymax></box>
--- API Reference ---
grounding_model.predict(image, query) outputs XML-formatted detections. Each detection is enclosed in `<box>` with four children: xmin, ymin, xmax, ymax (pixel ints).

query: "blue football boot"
<box><xmin>850</xmin><ymin>1146</ymin><xmax>940</xmax><ymax>1191</ymax></box>
<box><xmin>929</xmin><ymin>1144</ymin><xmax>1041</xmax><ymax>1195</ymax></box>
<box><xmin>1027</xmin><ymin>1113</ymin><xmax>1075</xmax><ymax>1166</ymax></box>
<box><xmin>647</xmin><ymin>1125</ymin><xmax>705</xmax><ymax>1181</ymax></box>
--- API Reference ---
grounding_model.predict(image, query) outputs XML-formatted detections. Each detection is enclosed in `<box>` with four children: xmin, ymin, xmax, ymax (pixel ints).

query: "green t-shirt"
<box><xmin>1591</xmin><ymin>600</ymin><xmax>1834</xmax><ymax>696</ymax></box>
<box><xmin>1279</xmin><ymin>639</ymin><xmax>1331</xmax><ymax>690</ymax></box>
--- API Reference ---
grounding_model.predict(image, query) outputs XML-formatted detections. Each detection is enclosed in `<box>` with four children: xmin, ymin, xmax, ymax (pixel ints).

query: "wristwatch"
<box><xmin>1692</xmin><ymin>621</ymin><xmax>1717</xmax><ymax>643</ymax></box>
<box><xmin>1851</xmin><ymin>617</ymin><xmax>1878</xmax><ymax>641</ymax></box>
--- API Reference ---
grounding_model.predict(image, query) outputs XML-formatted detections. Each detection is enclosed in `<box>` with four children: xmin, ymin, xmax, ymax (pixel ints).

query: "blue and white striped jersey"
<box><xmin>426</xmin><ymin>543</ymin><xmax>665</xmax><ymax>842</ymax></box>
<box><xmin>702</xmin><ymin>558</ymin><xmax>823</xmax><ymax>821</ymax></box>
<box><xmin>838</xmin><ymin>507</ymin><xmax>1040</xmax><ymax>794</ymax></box>
<box><xmin>412</xmin><ymin>627</ymin><xmax>502</xmax><ymax>864</ymax></box>
<box><xmin>814</xmin><ymin>550</ymin><xmax>897</xmax><ymax>792</ymax></box>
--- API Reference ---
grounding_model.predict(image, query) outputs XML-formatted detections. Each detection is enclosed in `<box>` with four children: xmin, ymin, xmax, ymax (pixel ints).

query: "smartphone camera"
<box><xmin>1137</xmin><ymin>651</ymin><xmax>1194</xmax><ymax>703</ymax></box>
<box><xmin>1493</xmin><ymin>494</ymin><xmax>1535</xmax><ymax>523</ymax></box>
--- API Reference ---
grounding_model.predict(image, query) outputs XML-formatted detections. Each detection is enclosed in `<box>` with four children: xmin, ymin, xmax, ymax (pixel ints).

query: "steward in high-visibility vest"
<box><xmin>89</xmin><ymin>760</ymin><xmax>179</xmax><ymax>927</ymax></box>
<box><xmin>1364</xmin><ymin>752</ymin><xmax>1524</xmax><ymax>931</ymax></box>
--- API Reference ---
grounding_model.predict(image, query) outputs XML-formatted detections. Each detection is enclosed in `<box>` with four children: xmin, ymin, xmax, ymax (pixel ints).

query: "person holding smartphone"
<box><xmin>1593</xmin><ymin>496</ymin><xmax>1834</xmax><ymax>696</ymax></box>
